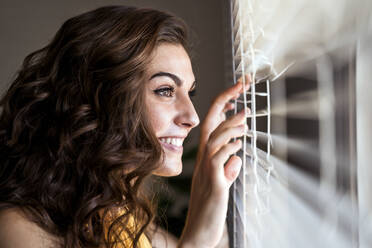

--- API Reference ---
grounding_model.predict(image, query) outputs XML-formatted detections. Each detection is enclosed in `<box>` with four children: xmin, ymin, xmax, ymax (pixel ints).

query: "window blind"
<box><xmin>227</xmin><ymin>0</ymin><xmax>372</xmax><ymax>247</ymax></box>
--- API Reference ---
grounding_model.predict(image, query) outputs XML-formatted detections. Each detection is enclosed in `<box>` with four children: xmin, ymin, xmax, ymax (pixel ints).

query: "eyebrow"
<box><xmin>150</xmin><ymin>71</ymin><xmax>182</xmax><ymax>86</ymax></box>
<box><xmin>150</xmin><ymin>71</ymin><xmax>196</xmax><ymax>89</ymax></box>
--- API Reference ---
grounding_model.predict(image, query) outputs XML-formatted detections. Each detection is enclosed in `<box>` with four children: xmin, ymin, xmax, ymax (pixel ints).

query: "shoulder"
<box><xmin>0</xmin><ymin>208</ymin><xmax>59</xmax><ymax>248</ymax></box>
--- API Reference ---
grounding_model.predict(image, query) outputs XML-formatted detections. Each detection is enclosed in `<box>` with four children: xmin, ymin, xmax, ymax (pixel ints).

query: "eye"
<box><xmin>154</xmin><ymin>86</ymin><xmax>175</xmax><ymax>97</ymax></box>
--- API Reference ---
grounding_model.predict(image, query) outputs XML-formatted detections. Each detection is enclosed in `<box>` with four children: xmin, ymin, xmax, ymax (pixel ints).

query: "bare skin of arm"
<box><xmin>149</xmin><ymin>223</ymin><xmax>178</xmax><ymax>248</ymax></box>
<box><xmin>0</xmin><ymin>209</ymin><xmax>59</xmax><ymax>248</ymax></box>
<box><xmin>151</xmin><ymin>223</ymin><xmax>229</xmax><ymax>248</ymax></box>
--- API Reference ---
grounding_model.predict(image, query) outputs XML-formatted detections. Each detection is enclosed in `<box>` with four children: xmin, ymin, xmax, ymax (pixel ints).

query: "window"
<box><xmin>225</xmin><ymin>0</ymin><xmax>371</xmax><ymax>247</ymax></box>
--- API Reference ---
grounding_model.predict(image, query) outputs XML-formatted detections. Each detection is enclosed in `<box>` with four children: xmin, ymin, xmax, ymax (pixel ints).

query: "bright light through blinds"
<box><xmin>229</xmin><ymin>0</ymin><xmax>372</xmax><ymax>247</ymax></box>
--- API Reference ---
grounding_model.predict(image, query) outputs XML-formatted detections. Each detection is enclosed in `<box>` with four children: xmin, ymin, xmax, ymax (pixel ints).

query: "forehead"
<box><xmin>146</xmin><ymin>43</ymin><xmax>195</xmax><ymax>83</ymax></box>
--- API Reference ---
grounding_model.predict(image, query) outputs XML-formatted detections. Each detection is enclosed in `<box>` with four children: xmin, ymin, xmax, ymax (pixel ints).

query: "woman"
<box><xmin>0</xmin><ymin>5</ymin><xmax>249</xmax><ymax>248</ymax></box>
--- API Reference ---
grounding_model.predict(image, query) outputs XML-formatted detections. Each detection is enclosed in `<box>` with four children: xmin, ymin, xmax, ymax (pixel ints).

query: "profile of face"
<box><xmin>145</xmin><ymin>43</ymin><xmax>200</xmax><ymax>177</ymax></box>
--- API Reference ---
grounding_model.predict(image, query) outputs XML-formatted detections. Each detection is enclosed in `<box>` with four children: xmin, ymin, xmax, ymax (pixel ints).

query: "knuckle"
<box><xmin>234</xmin><ymin>142</ymin><xmax>242</xmax><ymax>152</ymax></box>
<box><xmin>227</xmin><ymin>126</ymin><xmax>244</xmax><ymax>139</ymax></box>
<box><xmin>227</xmin><ymin>141</ymin><xmax>240</xmax><ymax>152</ymax></box>
<box><xmin>219</xmin><ymin>144</ymin><xmax>228</xmax><ymax>152</ymax></box>
<box><xmin>213</xmin><ymin>96</ymin><xmax>223</xmax><ymax>106</ymax></box>
<box><xmin>228</xmin><ymin>113</ymin><xmax>244</xmax><ymax>125</ymax></box>
<box><xmin>208</xmin><ymin>131</ymin><xmax>217</xmax><ymax>143</ymax></box>
<box><xmin>205</xmin><ymin>142</ymin><xmax>212</xmax><ymax>152</ymax></box>
<box><xmin>211</xmin><ymin>123</ymin><xmax>226</xmax><ymax>138</ymax></box>
<box><xmin>237</xmin><ymin>125</ymin><xmax>246</xmax><ymax>135</ymax></box>
<box><xmin>222</xmin><ymin>143</ymin><xmax>233</xmax><ymax>153</ymax></box>
<box><xmin>235</xmin><ymin>124</ymin><xmax>245</xmax><ymax>131</ymax></box>
<box><xmin>205</xmin><ymin>142</ymin><xmax>215</xmax><ymax>155</ymax></box>
<box><xmin>217</xmin><ymin>121</ymin><xmax>226</xmax><ymax>130</ymax></box>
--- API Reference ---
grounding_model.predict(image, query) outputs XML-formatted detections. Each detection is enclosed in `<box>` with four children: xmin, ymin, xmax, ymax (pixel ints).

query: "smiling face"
<box><xmin>144</xmin><ymin>43</ymin><xmax>200</xmax><ymax>177</ymax></box>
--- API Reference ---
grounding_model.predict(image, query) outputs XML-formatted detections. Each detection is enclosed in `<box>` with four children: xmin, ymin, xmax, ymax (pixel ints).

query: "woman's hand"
<box><xmin>179</xmin><ymin>76</ymin><xmax>251</xmax><ymax>248</ymax></box>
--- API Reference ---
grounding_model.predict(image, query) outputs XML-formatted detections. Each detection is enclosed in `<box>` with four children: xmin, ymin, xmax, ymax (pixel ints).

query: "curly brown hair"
<box><xmin>0</xmin><ymin>5</ymin><xmax>189</xmax><ymax>247</ymax></box>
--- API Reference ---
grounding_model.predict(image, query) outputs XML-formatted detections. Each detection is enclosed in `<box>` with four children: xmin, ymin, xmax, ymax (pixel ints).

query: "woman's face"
<box><xmin>145</xmin><ymin>43</ymin><xmax>200</xmax><ymax>177</ymax></box>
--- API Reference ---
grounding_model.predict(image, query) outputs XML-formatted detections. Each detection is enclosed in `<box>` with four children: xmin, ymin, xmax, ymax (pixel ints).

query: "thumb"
<box><xmin>224</xmin><ymin>155</ymin><xmax>242</xmax><ymax>186</ymax></box>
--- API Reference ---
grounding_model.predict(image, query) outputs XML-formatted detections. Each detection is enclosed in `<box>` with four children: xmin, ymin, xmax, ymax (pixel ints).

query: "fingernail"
<box><xmin>240</xmin><ymin>124</ymin><xmax>248</xmax><ymax>131</ymax></box>
<box><xmin>238</xmin><ymin>108</ymin><xmax>250</xmax><ymax>117</ymax></box>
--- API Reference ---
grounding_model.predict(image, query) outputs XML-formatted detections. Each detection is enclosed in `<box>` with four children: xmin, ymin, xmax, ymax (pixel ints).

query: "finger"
<box><xmin>208</xmin><ymin>74</ymin><xmax>251</xmax><ymax>117</ymax></box>
<box><xmin>222</xmin><ymin>102</ymin><xmax>235</xmax><ymax>113</ymax></box>
<box><xmin>207</xmin><ymin>110</ymin><xmax>247</xmax><ymax>153</ymax></box>
<box><xmin>201</xmin><ymin>105</ymin><xmax>245</xmax><ymax>145</ymax></box>
<box><xmin>209</xmin><ymin>76</ymin><xmax>253</xmax><ymax>117</ymax></box>
<box><xmin>200</xmin><ymin>84</ymin><xmax>242</xmax><ymax>138</ymax></box>
<box><xmin>210</xmin><ymin>139</ymin><xmax>242</xmax><ymax>172</ymax></box>
<box><xmin>213</xmin><ymin>109</ymin><xmax>246</xmax><ymax>134</ymax></box>
<box><xmin>237</xmin><ymin>74</ymin><xmax>252</xmax><ymax>92</ymax></box>
<box><xmin>226</xmin><ymin>76</ymin><xmax>251</xmax><ymax>114</ymax></box>
<box><xmin>208</xmin><ymin>123</ymin><xmax>246</xmax><ymax>155</ymax></box>
<box><xmin>203</xmin><ymin>75</ymin><xmax>251</xmax><ymax>128</ymax></box>
<box><xmin>224</xmin><ymin>155</ymin><xmax>242</xmax><ymax>184</ymax></box>
<box><xmin>199</xmin><ymin>75</ymin><xmax>250</xmax><ymax>155</ymax></box>
<box><xmin>208</xmin><ymin>82</ymin><xmax>243</xmax><ymax>116</ymax></box>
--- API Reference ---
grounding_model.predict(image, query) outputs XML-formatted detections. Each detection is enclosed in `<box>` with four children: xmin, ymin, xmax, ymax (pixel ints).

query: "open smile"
<box><xmin>158</xmin><ymin>137</ymin><xmax>184</xmax><ymax>153</ymax></box>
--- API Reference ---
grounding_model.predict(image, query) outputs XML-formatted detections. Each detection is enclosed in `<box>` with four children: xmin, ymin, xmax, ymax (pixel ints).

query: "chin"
<box><xmin>152</xmin><ymin>161</ymin><xmax>182</xmax><ymax>177</ymax></box>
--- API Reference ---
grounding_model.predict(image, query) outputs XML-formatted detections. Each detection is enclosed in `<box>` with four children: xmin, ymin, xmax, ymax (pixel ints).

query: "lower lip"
<box><xmin>159</xmin><ymin>140</ymin><xmax>183</xmax><ymax>153</ymax></box>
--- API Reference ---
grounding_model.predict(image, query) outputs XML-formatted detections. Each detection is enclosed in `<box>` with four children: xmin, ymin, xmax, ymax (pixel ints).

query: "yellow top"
<box><xmin>107</xmin><ymin>213</ymin><xmax>152</xmax><ymax>248</ymax></box>
<box><xmin>121</xmin><ymin>216</ymin><xmax>152</xmax><ymax>247</ymax></box>
<box><xmin>133</xmin><ymin>233</ymin><xmax>152</xmax><ymax>248</ymax></box>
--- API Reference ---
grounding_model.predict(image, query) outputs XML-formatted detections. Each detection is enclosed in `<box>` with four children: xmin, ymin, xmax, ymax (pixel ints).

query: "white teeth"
<box><xmin>159</xmin><ymin>137</ymin><xmax>183</xmax><ymax>147</ymax></box>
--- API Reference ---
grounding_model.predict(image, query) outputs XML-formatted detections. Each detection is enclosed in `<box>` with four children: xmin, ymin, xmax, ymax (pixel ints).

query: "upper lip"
<box><xmin>158</xmin><ymin>136</ymin><xmax>187</xmax><ymax>139</ymax></box>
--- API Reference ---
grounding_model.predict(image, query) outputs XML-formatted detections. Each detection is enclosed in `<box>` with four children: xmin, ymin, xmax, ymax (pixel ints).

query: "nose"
<box><xmin>174</xmin><ymin>95</ymin><xmax>200</xmax><ymax>130</ymax></box>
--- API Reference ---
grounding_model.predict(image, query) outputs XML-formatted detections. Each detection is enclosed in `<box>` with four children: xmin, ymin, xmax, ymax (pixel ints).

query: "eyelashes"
<box><xmin>154</xmin><ymin>87</ymin><xmax>175</xmax><ymax>97</ymax></box>
<box><xmin>153</xmin><ymin>86</ymin><xmax>196</xmax><ymax>98</ymax></box>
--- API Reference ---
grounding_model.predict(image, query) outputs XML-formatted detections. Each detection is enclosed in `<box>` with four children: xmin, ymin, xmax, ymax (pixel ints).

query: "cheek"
<box><xmin>146</xmin><ymin>103</ymin><xmax>172</xmax><ymax>135</ymax></box>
